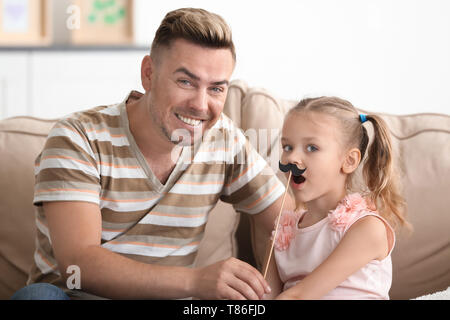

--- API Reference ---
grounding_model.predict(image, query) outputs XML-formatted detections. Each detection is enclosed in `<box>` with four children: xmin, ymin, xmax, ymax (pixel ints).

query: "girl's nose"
<box><xmin>284</xmin><ymin>153</ymin><xmax>305</xmax><ymax>169</ymax></box>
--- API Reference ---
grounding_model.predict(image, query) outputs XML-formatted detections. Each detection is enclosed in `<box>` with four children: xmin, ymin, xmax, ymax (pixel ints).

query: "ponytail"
<box><xmin>362</xmin><ymin>115</ymin><xmax>411</xmax><ymax>231</ymax></box>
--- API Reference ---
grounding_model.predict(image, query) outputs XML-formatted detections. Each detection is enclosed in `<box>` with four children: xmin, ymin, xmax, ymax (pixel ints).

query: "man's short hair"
<box><xmin>150</xmin><ymin>8</ymin><xmax>236</xmax><ymax>62</ymax></box>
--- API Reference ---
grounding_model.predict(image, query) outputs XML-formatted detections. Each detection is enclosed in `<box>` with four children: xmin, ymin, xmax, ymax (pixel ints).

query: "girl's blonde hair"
<box><xmin>289</xmin><ymin>96</ymin><xmax>410</xmax><ymax>232</ymax></box>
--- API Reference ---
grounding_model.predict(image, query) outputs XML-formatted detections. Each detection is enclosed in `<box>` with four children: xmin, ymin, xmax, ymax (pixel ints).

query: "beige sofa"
<box><xmin>1</xmin><ymin>80</ymin><xmax>449</xmax><ymax>300</ymax></box>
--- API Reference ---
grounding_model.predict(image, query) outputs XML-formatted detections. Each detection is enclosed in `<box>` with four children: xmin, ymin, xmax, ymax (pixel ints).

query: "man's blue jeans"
<box><xmin>10</xmin><ymin>283</ymin><xmax>70</xmax><ymax>300</ymax></box>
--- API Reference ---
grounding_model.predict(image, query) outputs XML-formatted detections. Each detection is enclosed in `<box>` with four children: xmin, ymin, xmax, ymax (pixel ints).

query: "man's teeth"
<box><xmin>177</xmin><ymin>114</ymin><xmax>202</xmax><ymax>126</ymax></box>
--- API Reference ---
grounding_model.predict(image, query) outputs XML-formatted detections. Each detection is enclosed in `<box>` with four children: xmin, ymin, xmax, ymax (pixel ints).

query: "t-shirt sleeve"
<box><xmin>33</xmin><ymin>118</ymin><xmax>101</xmax><ymax>206</ymax></box>
<box><xmin>220</xmin><ymin>125</ymin><xmax>285</xmax><ymax>215</ymax></box>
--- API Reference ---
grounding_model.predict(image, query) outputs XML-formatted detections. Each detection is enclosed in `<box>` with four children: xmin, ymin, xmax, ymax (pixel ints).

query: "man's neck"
<box><xmin>126</xmin><ymin>94</ymin><xmax>182</xmax><ymax>184</ymax></box>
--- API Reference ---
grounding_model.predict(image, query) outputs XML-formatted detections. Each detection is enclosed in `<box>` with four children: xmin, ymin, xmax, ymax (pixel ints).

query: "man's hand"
<box><xmin>191</xmin><ymin>257</ymin><xmax>271</xmax><ymax>300</ymax></box>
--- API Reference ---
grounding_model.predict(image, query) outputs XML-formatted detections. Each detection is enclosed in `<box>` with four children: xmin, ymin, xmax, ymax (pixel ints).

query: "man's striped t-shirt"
<box><xmin>29</xmin><ymin>91</ymin><xmax>284</xmax><ymax>287</ymax></box>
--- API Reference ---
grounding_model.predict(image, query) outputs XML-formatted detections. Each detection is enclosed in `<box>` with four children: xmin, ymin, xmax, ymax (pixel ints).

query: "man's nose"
<box><xmin>188</xmin><ymin>88</ymin><xmax>209</xmax><ymax>115</ymax></box>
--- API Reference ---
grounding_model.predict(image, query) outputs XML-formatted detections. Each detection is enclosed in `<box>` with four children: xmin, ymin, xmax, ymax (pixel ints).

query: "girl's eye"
<box><xmin>306</xmin><ymin>145</ymin><xmax>318</xmax><ymax>152</ymax></box>
<box><xmin>282</xmin><ymin>145</ymin><xmax>292</xmax><ymax>152</ymax></box>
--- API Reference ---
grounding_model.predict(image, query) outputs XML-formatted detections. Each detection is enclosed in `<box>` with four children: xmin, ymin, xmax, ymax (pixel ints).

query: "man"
<box><xmin>12</xmin><ymin>8</ymin><xmax>292</xmax><ymax>300</ymax></box>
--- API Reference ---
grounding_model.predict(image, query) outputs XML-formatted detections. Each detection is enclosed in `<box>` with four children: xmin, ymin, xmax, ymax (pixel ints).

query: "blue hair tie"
<box><xmin>359</xmin><ymin>114</ymin><xmax>367</xmax><ymax>123</ymax></box>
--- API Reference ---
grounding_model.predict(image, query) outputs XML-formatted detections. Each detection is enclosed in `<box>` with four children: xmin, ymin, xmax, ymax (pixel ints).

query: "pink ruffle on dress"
<box><xmin>272</xmin><ymin>209</ymin><xmax>303</xmax><ymax>251</ymax></box>
<box><xmin>273</xmin><ymin>193</ymin><xmax>373</xmax><ymax>251</ymax></box>
<box><xmin>328</xmin><ymin>193</ymin><xmax>371</xmax><ymax>232</ymax></box>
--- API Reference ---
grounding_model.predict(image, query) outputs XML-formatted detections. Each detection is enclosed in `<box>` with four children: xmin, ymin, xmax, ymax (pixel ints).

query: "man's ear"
<box><xmin>342</xmin><ymin>147</ymin><xmax>361</xmax><ymax>174</ymax></box>
<box><xmin>141</xmin><ymin>55</ymin><xmax>153</xmax><ymax>92</ymax></box>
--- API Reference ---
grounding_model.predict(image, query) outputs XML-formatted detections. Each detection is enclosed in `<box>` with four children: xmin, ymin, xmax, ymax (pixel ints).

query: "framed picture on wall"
<box><xmin>71</xmin><ymin>0</ymin><xmax>134</xmax><ymax>45</ymax></box>
<box><xmin>0</xmin><ymin>0</ymin><xmax>52</xmax><ymax>46</ymax></box>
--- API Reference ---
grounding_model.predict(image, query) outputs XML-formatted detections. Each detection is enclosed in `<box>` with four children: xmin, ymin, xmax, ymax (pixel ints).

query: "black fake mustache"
<box><xmin>279</xmin><ymin>161</ymin><xmax>306</xmax><ymax>176</ymax></box>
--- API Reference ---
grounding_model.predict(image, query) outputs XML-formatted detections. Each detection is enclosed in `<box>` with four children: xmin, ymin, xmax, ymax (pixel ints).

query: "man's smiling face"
<box><xmin>144</xmin><ymin>38</ymin><xmax>235</xmax><ymax>146</ymax></box>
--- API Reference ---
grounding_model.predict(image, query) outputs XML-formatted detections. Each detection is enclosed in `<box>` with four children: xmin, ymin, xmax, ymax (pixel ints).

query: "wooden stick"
<box><xmin>262</xmin><ymin>171</ymin><xmax>292</xmax><ymax>279</ymax></box>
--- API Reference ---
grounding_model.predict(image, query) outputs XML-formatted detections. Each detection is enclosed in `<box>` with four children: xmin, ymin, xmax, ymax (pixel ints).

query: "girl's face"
<box><xmin>281</xmin><ymin>111</ymin><xmax>349</xmax><ymax>208</ymax></box>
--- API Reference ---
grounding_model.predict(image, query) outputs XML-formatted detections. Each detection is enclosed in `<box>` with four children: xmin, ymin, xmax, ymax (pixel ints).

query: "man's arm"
<box><xmin>262</xmin><ymin>249</ymin><xmax>283</xmax><ymax>299</ymax></box>
<box><xmin>44</xmin><ymin>201</ymin><xmax>270</xmax><ymax>299</ymax></box>
<box><xmin>252</xmin><ymin>191</ymin><xmax>296</xmax><ymax>235</ymax></box>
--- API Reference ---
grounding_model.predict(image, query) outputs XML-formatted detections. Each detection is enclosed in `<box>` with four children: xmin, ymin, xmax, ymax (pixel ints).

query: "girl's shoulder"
<box><xmin>329</xmin><ymin>193</ymin><xmax>396</xmax><ymax>258</ymax></box>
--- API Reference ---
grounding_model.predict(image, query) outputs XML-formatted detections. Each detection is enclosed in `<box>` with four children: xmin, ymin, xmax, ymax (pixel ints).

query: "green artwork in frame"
<box><xmin>72</xmin><ymin>0</ymin><xmax>133</xmax><ymax>45</ymax></box>
<box><xmin>87</xmin><ymin>0</ymin><xmax>126</xmax><ymax>25</ymax></box>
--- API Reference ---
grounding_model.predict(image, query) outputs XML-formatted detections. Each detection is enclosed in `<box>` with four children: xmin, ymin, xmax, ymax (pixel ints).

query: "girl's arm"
<box><xmin>276</xmin><ymin>216</ymin><xmax>389</xmax><ymax>300</ymax></box>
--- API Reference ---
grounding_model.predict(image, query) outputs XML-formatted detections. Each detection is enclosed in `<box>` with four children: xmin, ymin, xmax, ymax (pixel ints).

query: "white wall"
<box><xmin>134</xmin><ymin>0</ymin><xmax>450</xmax><ymax>115</ymax></box>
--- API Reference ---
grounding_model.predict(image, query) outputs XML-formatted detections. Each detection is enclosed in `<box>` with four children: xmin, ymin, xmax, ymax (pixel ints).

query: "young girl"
<box><xmin>265</xmin><ymin>96</ymin><xmax>410</xmax><ymax>300</ymax></box>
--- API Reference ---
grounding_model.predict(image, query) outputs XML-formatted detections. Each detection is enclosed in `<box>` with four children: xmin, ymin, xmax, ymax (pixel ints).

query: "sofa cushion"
<box><xmin>0</xmin><ymin>116</ymin><xmax>56</xmax><ymax>299</ymax></box>
<box><xmin>230</xmin><ymin>81</ymin><xmax>450</xmax><ymax>299</ymax></box>
<box><xmin>374</xmin><ymin>112</ymin><xmax>450</xmax><ymax>299</ymax></box>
